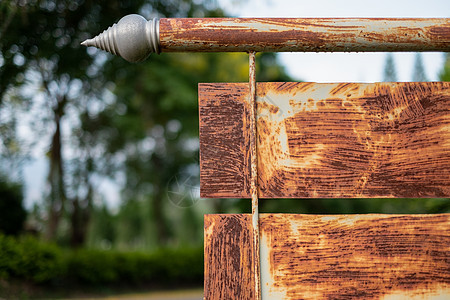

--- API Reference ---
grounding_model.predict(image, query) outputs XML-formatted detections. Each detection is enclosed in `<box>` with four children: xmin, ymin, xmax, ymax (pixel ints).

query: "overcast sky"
<box><xmin>219</xmin><ymin>0</ymin><xmax>449</xmax><ymax>82</ymax></box>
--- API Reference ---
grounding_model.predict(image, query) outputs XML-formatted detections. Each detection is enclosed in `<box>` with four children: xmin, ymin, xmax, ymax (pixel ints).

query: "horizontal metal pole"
<box><xmin>160</xmin><ymin>18</ymin><xmax>450</xmax><ymax>53</ymax></box>
<box><xmin>82</xmin><ymin>15</ymin><xmax>450</xmax><ymax>62</ymax></box>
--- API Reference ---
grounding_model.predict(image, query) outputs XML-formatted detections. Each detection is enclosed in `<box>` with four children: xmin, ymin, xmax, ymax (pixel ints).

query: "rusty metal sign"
<box><xmin>82</xmin><ymin>15</ymin><xmax>450</xmax><ymax>300</ymax></box>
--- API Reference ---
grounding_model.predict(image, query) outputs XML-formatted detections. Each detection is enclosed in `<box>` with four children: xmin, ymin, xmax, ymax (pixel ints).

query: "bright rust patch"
<box><xmin>160</xmin><ymin>18</ymin><xmax>450</xmax><ymax>53</ymax></box>
<box><xmin>259</xmin><ymin>214</ymin><xmax>450</xmax><ymax>299</ymax></box>
<box><xmin>199</xmin><ymin>82</ymin><xmax>450</xmax><ymax>198</ymax></box>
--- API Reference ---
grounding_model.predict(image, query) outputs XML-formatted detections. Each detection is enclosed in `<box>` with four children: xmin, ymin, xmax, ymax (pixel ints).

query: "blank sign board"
<box><xmin>199</xmin><ymin>82</ymin><xmax>450</xmax><ymax>198</ymax></box>
<box><xmin>204</xmin><ymin>214</ymin><xmax>450</xmax><ymax>299</ymax></box>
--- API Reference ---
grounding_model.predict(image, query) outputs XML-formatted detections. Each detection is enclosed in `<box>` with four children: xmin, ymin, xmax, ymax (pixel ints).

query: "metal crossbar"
<box><xmin>82</xmin><ymin>15</ymin><xmax>450</xmax><ymax>62</ymax></box>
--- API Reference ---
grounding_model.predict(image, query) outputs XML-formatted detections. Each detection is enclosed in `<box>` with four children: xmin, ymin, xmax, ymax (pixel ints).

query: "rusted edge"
<box><xmin>249</xmin><ymin>51</ymin><xmax>261</xmax><ymax>300</ymax></box>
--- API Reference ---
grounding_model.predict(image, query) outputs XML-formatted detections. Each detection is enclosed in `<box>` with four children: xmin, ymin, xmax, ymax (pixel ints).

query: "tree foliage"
<box><xmin>0</xmin><ymin>0</ymin><xmax>290</xmax><ymax>248</ymax></box>
<box><xmin>1</xmin><ymin>0</ymin><xmax>153</xmax><ymax>244</ymax></box>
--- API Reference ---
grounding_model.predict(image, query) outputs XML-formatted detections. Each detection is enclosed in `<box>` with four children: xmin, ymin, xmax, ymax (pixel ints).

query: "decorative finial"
<box><xmin>81</xmin><ymin>14</ymin><xmax>160</xmax><ymax>63</ymax></box>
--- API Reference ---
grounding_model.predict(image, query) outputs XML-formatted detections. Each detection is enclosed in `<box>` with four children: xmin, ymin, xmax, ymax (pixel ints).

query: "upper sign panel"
<box><xmin>199</xmin><ymin>82</ymin><xmax>450</xmax><ymax>198</ymax></box>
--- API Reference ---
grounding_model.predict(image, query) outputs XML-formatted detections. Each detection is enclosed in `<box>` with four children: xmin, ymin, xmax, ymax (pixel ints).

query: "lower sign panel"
<box><xmin>199</xmin><ymin>82</ymin><xmax>450</xmax><ymax>198</ymax></box>
<box><xmin>204</xmin><ymin>214</ymin><xmax>450</xmax><ymax>300</ymax></box>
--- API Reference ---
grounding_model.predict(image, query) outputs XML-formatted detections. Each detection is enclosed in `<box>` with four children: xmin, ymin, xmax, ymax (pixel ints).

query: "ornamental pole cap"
<box><xmin>81</xmin><ymin>14</ymin><xmax>160</xmax><ymax>63</ymax></box>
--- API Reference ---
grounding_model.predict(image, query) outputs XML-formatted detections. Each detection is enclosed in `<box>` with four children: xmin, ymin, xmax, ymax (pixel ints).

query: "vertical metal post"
<box><xmin>249</xmin><ymin>51</ymin><xmax>261</xmax><ymax>300</ymax></box>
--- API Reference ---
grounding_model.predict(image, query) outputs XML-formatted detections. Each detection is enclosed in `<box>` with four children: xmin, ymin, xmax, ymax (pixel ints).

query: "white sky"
<box><xmin>23</xmin><ymin>0</ymin><xmax>450</xmax><ymax>209</ymax></box>
<box><xmin>219</xmin><ymin>0</ymin><xmax>449</xmax><ymax>82</ymax></box>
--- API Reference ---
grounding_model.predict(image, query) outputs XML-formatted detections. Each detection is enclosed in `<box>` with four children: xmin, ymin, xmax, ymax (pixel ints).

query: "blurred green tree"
<box><xmin>0</xmin><ymin>0</ymin><xmax>210</xmax><ymax>246</ymax></box>
<box><xmin>1</xmin><ymin>0</ymin><xmax>290</xmax><ymax>248</ymax></box>
<box><xmin>1</xmin><ymin>0</ymin><xmax>137</xmax><ymax>244</ymax></box>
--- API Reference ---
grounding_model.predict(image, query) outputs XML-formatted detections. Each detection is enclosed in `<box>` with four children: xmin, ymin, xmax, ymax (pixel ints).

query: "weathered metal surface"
<box><xmin>160</xmin><ymin>18</ymin><xmax>450</xmax><ymax>53</ymax></box>
<box><xmin>248</xmin><ymin>52</ymin><xmax>261</xmax><ymax>300</ymax></box>
<box><xmin>199</xmin><ymin>83</ymin><xmax>251</xmax><ymax>198</ymax></box>
<box><xmin>205</xmin><ymin>214</ymin><xmax>450</xmax><ymax>299</ymax></box>
<box><xmin>204</xmin><ymin>214</ymin><xmax>255</xmax><ymax>299</ymax></box>
<box><xmin>259</xmin><ymin>213</ymin><xmax>450</xmax><ymax>299</ymax></box>
<box><xmin>199</xmin><ymin>82</ymin><xmax>450</xmax><ymax>198</ymax></box>
<box><xmin>83</xmin><ymin>16</ymin><xmax>450</xmax><ymax>62</ymax></box>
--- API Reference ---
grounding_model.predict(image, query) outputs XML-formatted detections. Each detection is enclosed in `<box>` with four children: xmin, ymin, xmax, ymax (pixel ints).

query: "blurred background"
<box><xmin>0</xmin><ymin>0</ymin><xmax>449</xmax><ymax>298</ymax></box>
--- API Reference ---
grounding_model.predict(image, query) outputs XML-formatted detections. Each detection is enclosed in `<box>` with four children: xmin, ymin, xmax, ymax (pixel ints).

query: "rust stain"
<box><xmin>428</xmin><ymin>23</ymin><xmax>450</xmax><ymax>40</ymax></box>
<box><xmin>160</xmin><ymin>18</ymin><xmax>450</xmax><ymax>53</ymax></box>
<box><xmin>259</xmin><ymin>214</ymin><xmax>450</xmax><ymax>299</ymax></box>
<box><xmin>199</xmin><ymin>82</ymin><xmax>450</xmax><ymax>198</ymax></box>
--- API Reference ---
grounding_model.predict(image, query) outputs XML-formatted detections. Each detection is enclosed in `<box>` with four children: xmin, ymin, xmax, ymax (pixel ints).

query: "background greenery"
<box><xmin>0</xmin><ymin>0</ymin><xmax>448</xmax><ymax>297</ymax></box>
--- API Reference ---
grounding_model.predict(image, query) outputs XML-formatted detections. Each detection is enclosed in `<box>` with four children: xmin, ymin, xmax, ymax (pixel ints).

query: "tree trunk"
<box><xmin>69</xmin><ymin>161</ymin><xmax>93</xmax><ymax>248</ymax></box>
<box><xmin>152</xmin><ymin>187</ymin><xmax>170</xmax><ymax>245</ymax></box>
<box><xmin>70</xmin><ymin>196</ymin><xmax>91</xmax><ymax>248</ymax></box>
<box><xmin>45</xmin><ymin>99</ymin><xmax>66</xmax><ymax>241</ymax></box>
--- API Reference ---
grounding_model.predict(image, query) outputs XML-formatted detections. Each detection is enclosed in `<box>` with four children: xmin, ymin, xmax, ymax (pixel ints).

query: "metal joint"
<box><xmin>146</xmin><ymin>17</ymin><xmax>161</xmax><ymax>55</ymax></box>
